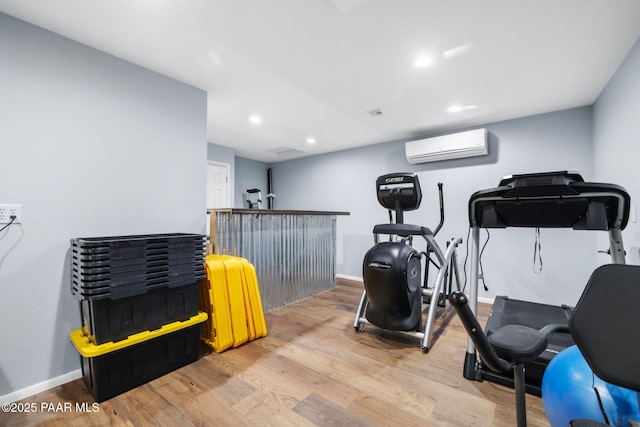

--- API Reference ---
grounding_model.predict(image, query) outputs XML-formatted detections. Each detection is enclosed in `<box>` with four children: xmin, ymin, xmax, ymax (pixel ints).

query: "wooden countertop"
<box><xmin>208</xmin><ymin>209</ymin><xmax>350</xmax><ymax>216</ymax></box>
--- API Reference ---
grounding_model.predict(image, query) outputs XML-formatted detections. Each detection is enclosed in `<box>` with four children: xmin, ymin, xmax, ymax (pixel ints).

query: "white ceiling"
<box><xmin>2</xmin><ymin>1</ymin><xmax>640</xmax><ymax>163</ymax></box>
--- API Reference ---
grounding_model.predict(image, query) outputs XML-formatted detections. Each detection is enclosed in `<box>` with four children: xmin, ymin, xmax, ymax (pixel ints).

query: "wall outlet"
<box><xmin>0</xmin><ymin>204</ymin><xmax>23</xmax><ymax>224</ymax></box>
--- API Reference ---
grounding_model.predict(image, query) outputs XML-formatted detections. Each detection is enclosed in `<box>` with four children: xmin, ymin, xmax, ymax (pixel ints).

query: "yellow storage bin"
<box><xmin>201</xmin><ymin>255</ymin><xmax>267</xmax><ymax>353</ymax></box>
<box><xmin>70</xmin><ymin>312</ymin><xmax>208</xmax><ymax>357</ymax></box>
<box><xmin>201</xmin><ymin>257</ymin><xmax>235</xmax><ymax>352</ymax></box>
<box><xmin>69</xmin><ymin>312</ymin><xmax>208</xmax><ymax>402</ymax></box>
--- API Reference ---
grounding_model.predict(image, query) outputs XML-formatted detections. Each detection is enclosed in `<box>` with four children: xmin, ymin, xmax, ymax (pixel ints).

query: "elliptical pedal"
<box><xmin>423</xmin><ymin>291</ymin><xmax>448</xmax><ymax>307</ymax></box>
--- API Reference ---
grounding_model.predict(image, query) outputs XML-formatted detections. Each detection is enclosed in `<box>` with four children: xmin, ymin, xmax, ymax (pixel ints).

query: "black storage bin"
<box><xmin>71</xmin><ymin>232</ymin><xmax>205</xmax><ymax>248</ymax></box>
<box><xmin>70</xmin><ymin>312</ymin><xmax>207</xmax><ymax>402</ymax></box>
<box><xmin>70</xmin><ymin>233</ymin><xmax>205</xmax><ymax>301</ymax></box>
<box><xmin>80</xmin><ymin>280</ymin><xmax>202</xmax><ymax>345</ymax></box>
<box><xmin>71</xmin><ymin>268</ymin><xmax>205</xmax><ymax>301</ymax></box>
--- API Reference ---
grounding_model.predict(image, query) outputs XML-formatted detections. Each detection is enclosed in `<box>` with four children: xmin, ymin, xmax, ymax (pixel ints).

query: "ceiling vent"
<box><xmin>405</xmin><ymin>128</ymin><xmax>488</xmax><ymax>164</ymax></box>
<box><xmin>269</xmin><ymin>146</ymin><xmax>306</xmax><ymax>158</ymax></box>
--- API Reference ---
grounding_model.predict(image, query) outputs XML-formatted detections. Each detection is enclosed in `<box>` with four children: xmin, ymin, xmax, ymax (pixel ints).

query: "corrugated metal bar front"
<box><xmin>213</xmin><ymin>212</ymin><xmax>337</xmax><ymax>312</ymax></box>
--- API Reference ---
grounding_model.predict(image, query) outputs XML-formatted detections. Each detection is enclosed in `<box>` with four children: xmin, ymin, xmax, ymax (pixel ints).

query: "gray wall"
<box><xmin>271</xmin><ymin>107</ymin><xmax>596</xmax><ymax>306</ymax></box>
<box><xmin>234</xmin><ymin>158</ymin><xmax>270</xmax><ymax>208</ymax></box>
<box><xmin>593</xmin><ymin>37</ymin><xmax>640</xmax><ymax>263</ymax></box>
<box><xmin>0</xmin><ymin>14</ymin><xmax>207</xmax><ymax>399</ymax></box>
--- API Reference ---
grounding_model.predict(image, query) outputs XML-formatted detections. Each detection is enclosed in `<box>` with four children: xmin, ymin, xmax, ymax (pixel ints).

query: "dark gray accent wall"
<box><xmin>271</xmin><ymin>107</ymin><xmax>595</xmax><ymax>306</ymax></box>
<box><xmin>0</xmin><ymin>13</ymin><xmax>207</xmax><ymax>399</ymax></box>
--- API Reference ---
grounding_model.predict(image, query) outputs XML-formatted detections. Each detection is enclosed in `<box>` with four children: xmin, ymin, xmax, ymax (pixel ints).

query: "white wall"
<box><xmin>593</xmin><ymin>37</ymin><xmax>640</xmax><ymax>264</ymax></box>
<box><xmin>0</xmin><ymin>14</ymin><xmax>207</xmax><ymax>400</ymax></box>
<box><xmin>271</xmin><ymin>107</ymin><xmax>596</xmax><ymax>306</ymax></box>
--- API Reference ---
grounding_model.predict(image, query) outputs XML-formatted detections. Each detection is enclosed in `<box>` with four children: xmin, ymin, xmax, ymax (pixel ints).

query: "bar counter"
<box><xmin>208</xmin><ymin>209</ymin><xmax>349</xmax><ymax>312</ymax></box>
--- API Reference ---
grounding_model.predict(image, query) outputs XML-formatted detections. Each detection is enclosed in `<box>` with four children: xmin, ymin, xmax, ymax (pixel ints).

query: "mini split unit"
<box><xmin>405</xmin><ymin>128</ymin><xmax>488</xmax><ymax>164</ymax></box>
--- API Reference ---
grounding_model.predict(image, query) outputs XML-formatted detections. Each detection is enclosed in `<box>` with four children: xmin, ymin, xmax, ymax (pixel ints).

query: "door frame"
<box><xmin>206</xmin><ymin>160</ymin><xmax>231</xmax><ymax>209</ymax></box>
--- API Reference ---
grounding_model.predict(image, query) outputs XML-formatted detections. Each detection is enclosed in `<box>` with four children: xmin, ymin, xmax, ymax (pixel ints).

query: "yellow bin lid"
<box><xmin>70</xmin><ymin>312</ymin><xmax>208</xmax><ymax>358</ymax></box>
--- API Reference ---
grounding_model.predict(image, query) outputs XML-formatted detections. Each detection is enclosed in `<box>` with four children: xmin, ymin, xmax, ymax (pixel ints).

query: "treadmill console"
<box><xmin>498</xmin><ymin>171</ymin><xmax>584</xmax><ymax>198</ymax></box>
<box><xmin>469</xmin><ymin>171</ymin><xmax>630</xmax><ymax>230</ymax></box>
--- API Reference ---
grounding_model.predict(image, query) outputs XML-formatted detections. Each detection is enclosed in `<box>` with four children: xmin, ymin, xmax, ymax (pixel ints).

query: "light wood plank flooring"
<box><xmin>1</xmin><ymin>279</ymin><xmax>551</xmax><ymax>426</ymax></box>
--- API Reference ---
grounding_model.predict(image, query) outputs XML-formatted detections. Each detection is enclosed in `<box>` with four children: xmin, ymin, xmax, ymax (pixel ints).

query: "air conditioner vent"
<box><xmin>405</xmin><ymin>128</ymin><xmax>488</xmax><ymax>164</ymax></box>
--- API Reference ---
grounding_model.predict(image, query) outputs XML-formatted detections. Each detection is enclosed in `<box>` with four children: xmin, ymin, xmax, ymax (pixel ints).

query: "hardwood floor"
<box><xmin>2</xmin><ymin>279</ymin><xmax>551</xmax><ymax>426</ymax></box>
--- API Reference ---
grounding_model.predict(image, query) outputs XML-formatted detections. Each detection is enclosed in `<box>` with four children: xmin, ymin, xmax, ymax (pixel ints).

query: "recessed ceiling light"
<box><xmin>414</xmin><ymin>56</ymin><xmax>432</xmax><ymax>68</ymax></box>
<box><xmin>306</xmin><ymin>138</ymin><xmax>316</xmax><ymax>144</ymax></box>
<box><xmin>249</xmin><ymin>115</ymin><xmax>262</xmax><ymax>124</ymax></box>
<box><xmin>447</xmin><ymin>104</ymin><xmax>477</xmax><ymax>113</ymax></box>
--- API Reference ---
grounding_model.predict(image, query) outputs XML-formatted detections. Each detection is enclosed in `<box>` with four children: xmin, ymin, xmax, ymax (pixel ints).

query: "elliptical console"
<box><xmin>375</xmin><ymin>172</ymin><xmax>422</xmax><ymax>224</ymax></box>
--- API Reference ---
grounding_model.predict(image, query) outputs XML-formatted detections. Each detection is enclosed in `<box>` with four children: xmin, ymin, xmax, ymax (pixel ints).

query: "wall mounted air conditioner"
<box><xmin>405</xmin><ymin>128</ymin><xmax>488</xmax><ymax>164</ymax></box>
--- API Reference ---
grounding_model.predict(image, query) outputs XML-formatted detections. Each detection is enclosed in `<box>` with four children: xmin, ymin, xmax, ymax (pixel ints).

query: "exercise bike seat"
<box><xmin>488</xmin><ymin>324</ymin><xmax>548</xmax><ymax>365</ymax></box>
<box><xmin>448</xmin><ymin>292</ymin><xmax>555</xmax><ymax>372</ymax></box>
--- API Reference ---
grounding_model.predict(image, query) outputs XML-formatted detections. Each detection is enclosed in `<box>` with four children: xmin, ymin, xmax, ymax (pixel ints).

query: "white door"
<box><xmin>207</xmin><ymin>161</ymin><xmax>230</xmax><ymax>209</ymax></box>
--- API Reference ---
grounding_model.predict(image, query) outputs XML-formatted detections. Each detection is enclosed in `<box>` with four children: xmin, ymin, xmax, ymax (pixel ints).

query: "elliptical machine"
<box><xmin>354</xmin><ymin>172</ymin><xmax>463</xmax><ymax>352</ymax></box>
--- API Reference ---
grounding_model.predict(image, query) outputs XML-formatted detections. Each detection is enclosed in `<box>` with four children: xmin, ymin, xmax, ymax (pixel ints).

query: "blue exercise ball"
<box><xmin>542</xmin><ymin>345</ymin><xmax>640</xmax><ymax>427</ymax></box>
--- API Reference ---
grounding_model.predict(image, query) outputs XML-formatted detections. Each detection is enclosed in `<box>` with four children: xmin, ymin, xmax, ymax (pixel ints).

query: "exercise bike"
<box><xmin>353</xmin><ymin>172</ymin><xmax>462</xmax><ymax>352</ymax></box>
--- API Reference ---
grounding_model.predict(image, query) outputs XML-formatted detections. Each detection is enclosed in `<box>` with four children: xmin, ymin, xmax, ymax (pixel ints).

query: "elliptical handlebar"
<box><xmin>376</xmin><ymin>174</ymin><xmax>446</xmax><ymax>234</ymax></box>
<box><xmin>433</xmin><ymin>182</ymin><xmax>445</xmax><ymax>237</ymax></box>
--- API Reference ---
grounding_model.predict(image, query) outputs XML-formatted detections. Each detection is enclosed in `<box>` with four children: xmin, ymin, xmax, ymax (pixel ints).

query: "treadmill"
<box><xmin>463</xmin><ymin>171</ymin><xmax>630</xmax><ymax>395</ymax></box>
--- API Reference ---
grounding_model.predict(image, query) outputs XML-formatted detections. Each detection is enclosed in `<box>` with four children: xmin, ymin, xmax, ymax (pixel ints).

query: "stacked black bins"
<box><xmin>68</xmin><ymin>233</ymin><xmax>207</xmax><ymax>402</ymax></box>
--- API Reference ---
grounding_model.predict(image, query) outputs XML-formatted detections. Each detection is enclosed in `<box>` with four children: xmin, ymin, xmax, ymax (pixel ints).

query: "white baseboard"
<box><xmin>478</xmin><ymin>296</ymin><xmax>495</xmax><ymax>305</ymax></box>
<box><xmin>0</xmin><ymin>369</ymin><xmax>82</xmax><ymax>404</ymax></box>
<box><xmin>336</xmin><ymin>273</ymin><xmax>363</xmax><ymax>282</ymax></box>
